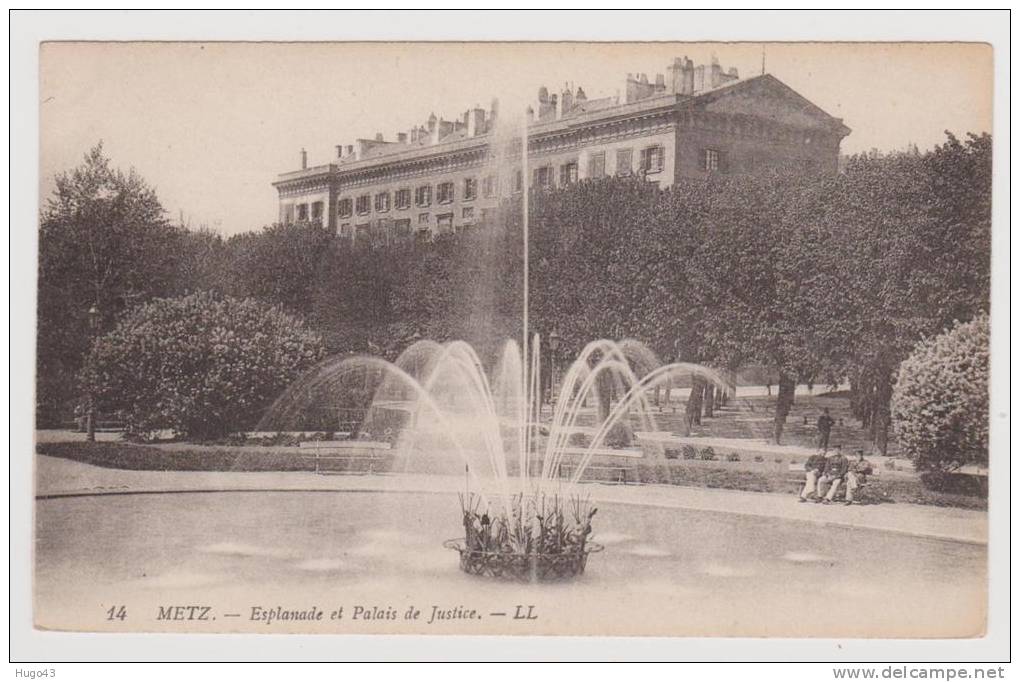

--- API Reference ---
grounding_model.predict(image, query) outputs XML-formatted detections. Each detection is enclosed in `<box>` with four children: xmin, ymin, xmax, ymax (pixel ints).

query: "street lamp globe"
<box><xmin>548</xmin><ymin>329</ymin><xmax>561</xmax><ymax>353</ymax></box>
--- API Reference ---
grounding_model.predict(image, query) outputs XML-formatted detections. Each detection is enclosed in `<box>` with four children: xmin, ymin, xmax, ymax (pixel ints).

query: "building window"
<box><xmin>311</xmin><ymin>201</ymin><xmax>324</xmax><ymax>224</ymax></box>
<box><xmin>639</xmin><ymin>145</ymin><xmax>664</xmax><ymax>173</ymax></box>
<box><xmin>463</xmin><ymin>177</ymin><xmax>478</xmax><ymax>201</ymax></box>
<box><xmin>415</xmin><ymin>185</ymin><xmax>432</xmax><ymax>207</ymax></box>
<box><xmin>513</xmin><ymin>170</ymin><xmax>523</xmax><ymax>193</ymax></box>
<box><xmin>296</xmin><ymin>203</ymin><xmax>309</xmax><ymax>221</ymax></box>
<box><xmin>338</xmin><ymin>198</ymin><xmax>353</xmax><ymax>218</ymax></box>
<box><xmin>395</xmin><ymin>188</ymin><xmax>411</xmax><ymax>210</ymax></box>
<box><xmin>437</xmin><ymin>213</ymin><xmax>454</xmax><ymax>232</ymax></box>
<box><xmin>462</xmin><ymin>206</ymin><xmax>475</xmax><ymax>221</ymax></box>
<box><xmin>374</xmin><ymin>218</ymin><xmax>390</xmax><ymax>245</ymax></box>
<box><xmin>587</xmin><ymin>151</ymin><xmax>606</xmax><ymax>178</ymax></box>
<box><xmin>560</xmin><ymin>161</ymin><xmax>578</xmax><ymax>185</ymax></box>
<box><xmin>418</xmin><ymin>212</ymin><xmax>430</xmax><ymax>226</ymax></box>
<box><xmin>356</xmin><ymin>195</ymin><xmax>371</xmax><ymax>215</ymax></box>
<box><xmin>702</xmin><ymin>148</ymin><xmax>722</xmax><ymax>172</ymax></box>
<box><xmin>534</xmin><ymin>165</ymin><xmax>554</xmax><ymax>188</ymax></box>
<box><xmin>355</xmin><ymin>223</ymin><xmax>370</xmax><ymax>241</ymax></box>
<box><xmin>616</xmin><ymin>148</ymin><xmax>633</xmax><ymax>175</ymax></box>
<box><xmin>374</xmin><ymin>192</ymin><xmax>390</xmax><ymax>213</ymax></box>
<box><xmin>482</xmin><ymin>174</ymin><xmax>497</xmax><ymax>197</ymax></box>
<box><xmin>284</xmin><ymin>205</ymin><xmax>295</xmax><ymax>224</ymax></box>
<box><xmin>394</xmin><ymin>218</ymin><xmax>412</xmax><ymax>238</ymax></box>
<box><xmin>437</xmin><ymin>181</ymin><xmax>454</xmax><ymax>204</ymax></box>
<box><xmin>339</xmin><ymin>223</ymin><xmax>352</xmax><ymax>239</ymax></box>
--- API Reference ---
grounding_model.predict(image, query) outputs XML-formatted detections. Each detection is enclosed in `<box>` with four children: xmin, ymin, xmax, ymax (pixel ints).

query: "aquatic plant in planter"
<box><xmin>445</xmin><ymin>492</ymin><xmax>602</xmax><ymax>582</ymax></box>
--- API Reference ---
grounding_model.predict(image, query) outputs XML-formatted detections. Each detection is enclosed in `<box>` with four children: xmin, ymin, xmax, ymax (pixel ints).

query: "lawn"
<box><xmin>35</xmin><ymin>440</ymin><xmax>985</xmax><ymax>510</ymax></box>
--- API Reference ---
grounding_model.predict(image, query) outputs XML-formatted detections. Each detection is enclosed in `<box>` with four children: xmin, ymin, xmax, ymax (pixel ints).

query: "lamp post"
<box><xmin>548</xmin><ymin>328</ymin><xmax>561</xmax><ymax>403</ymax></box>
<box><xmin>86</xmin><ymin>304</ymin><xmax>100</xmax><ymax>442</ymax></box>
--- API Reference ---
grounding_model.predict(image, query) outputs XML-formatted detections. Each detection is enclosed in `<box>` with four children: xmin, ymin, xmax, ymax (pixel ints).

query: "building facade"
<box><xmin>274</xmin><ymin>57</ymin><xmax>851</xmax><ymax>242</ymax></box>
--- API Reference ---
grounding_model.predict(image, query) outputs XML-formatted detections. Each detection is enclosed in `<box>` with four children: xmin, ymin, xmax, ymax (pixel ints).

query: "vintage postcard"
<box><xmin>30</xmin><ymin>37</ymin><xmax>995</xmax><ymax>643</ymax></box>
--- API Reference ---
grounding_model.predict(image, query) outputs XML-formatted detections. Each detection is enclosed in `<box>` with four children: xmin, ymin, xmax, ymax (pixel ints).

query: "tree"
<box><xmin>225</xmin><ymin>221</ymin><xmax>337</xmax><ymax>315</ymax></box>
<box><xmin>824</xmin><ymin>133</ymin><xmax>991</xmax><ymax>453</ymax></box>
<box><xmin>892</xmin><ymin>314</ymin><xmax>989</xmax><ymax>479</ymax></box>
<box><xmin>37</xmin><ymin>143</ymin><xmax>185</xmax><ymax>424</ymax></box>
<box><xmin>82</xmin><ymin>293</ymin><xmax>325</xmax><ymax>440</ymax></box>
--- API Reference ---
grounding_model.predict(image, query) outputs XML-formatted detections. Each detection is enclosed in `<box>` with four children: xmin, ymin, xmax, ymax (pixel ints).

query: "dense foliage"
<box><xmin>81</xmin><ymin>293</ymin><xmax>325</xmax><ymax>440</ymax></box>
<box><xmin>40</xmin><ymin>133</ymin><xmax>991</xmax><ymax>454</ymax></box>
<box><xmin>892</xmin><ymin>314</ymin><xmax>989</xmax><ymax>474</ymax></box>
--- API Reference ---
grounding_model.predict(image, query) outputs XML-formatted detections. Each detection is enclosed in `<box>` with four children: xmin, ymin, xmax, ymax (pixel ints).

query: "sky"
<box><xmin>39</xmin><ymin>42</ymin><xmax>992</xmax><ymax>236</ymax></box>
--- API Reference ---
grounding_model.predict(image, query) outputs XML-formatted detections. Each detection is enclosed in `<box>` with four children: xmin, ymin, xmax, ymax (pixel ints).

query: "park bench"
<box><xmin>298</xmin><ymin>441</ymin><xmax>391</xmax><ymax>475</ymax></box>
<box><xmin>556</xmin><ymin>462</ymin><xmax>635</xmax><ymax>485</ymax></box>
<box><xmin>787</xmin><ymin>465</ymin><xmax>879</xmax><ymax>503</ymax></box>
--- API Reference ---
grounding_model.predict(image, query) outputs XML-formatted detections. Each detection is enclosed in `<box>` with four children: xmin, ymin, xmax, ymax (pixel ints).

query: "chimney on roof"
<box><xmin>655</xmin><ymin>73</ymin><xmax>665</xmax><ymax>90</ymax></box>
<box><xmin>300</xmin><ymin>148</ymin><xmax>307</xmax><ymax>170</ymax></box>
<box><xmin>427</xmin><ymin>113</ymin><xmax>437</xmax><ymax>132</ymax></box>
<box><xmin>694</xmin><ymin>64</ymin><xmax>706</xmax><ymax>93</ymax></box>
<box><xmin>397</xmin><ymin>132</ymin><xmax>408</xmax><ymax>144</ymax></box>
<box><xmin>345</xmin><ymin>144</ymin><xmax>354</xmax><ymax>157</ymax></box>
<box><xmin>559</xmin><ymin>85</ymin><xmax>573</xmax><ymax>117</ymax></box>
<box><xmin>669</xmin><ymin>57</ymin><xmax>683</xmax><ymax>94</ymax></box>
<box><xmin>374</xmin><ymin>132</ymin><xmax>384</xmax><ymax>142</ymax></box>
<box><xmin>683</xmin><ymin>58</ymin><xmax>695</xmax><ymax>95</ymax></box>
<box><xmin>710</xmin><ymin>60</ymin><xmax>724</xmax><ymax>88</ymax></box>
<box><xmin>335</xmin><ymin>145</ymin><xmax>343</xmax><ymax>159</ymax></box>
<box><xmin>468</xmin><ymin>106</ymin><xmax>486</xmax><ymax>137</ymax></box>
<box><xmin>575</xmin><ymin>86</ymin><xmax>586</xmax><ymax>102</ymax></box>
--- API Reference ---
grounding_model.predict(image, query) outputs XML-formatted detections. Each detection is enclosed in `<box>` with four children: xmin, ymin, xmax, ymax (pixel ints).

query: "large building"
<box><xmin>274</xmin><ymin>57</ymin><xmax>850</xmax><ymax>242</ymax></box>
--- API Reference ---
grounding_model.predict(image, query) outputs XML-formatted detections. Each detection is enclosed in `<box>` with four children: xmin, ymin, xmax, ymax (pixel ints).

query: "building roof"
<box><xmin>275</xmin><ymin>71</ymin><xmax>850</xmax><ymax>187</ymax></box>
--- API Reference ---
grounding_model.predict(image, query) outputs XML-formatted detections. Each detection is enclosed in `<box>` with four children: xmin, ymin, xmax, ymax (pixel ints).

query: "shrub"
<box><xmin>664</xmin><ymin>448</ymin><xmax>680</xmax><ymax>460</ymax></box>
<box><xmin>681</xmin><ymin>444</ymin><xmax>698</xmax><ymax>460</ymax></box>
<box><xmin>892</xmin><ymin>314</ymin><xmax>989</xmax><ymax>481</ymax></box>
<box><xmin>698</xmin><ymin>446</ymin><xmax>717</xmax><ymax>461</ymax></box>
<box><xmin>602</xmin><ymin>422</ymin><xmax>633</xmax><ymax>449</ymax></box>
<box><xmin>725</xmin><ymin>452</ymin><xmax>741</xmax><ymax>462</ymax></box>
<box><xmin>569</xmin><ymin>432</ymin><xmax>592</xmax><ymax>448</ymax></box>
<box><xmin>81</xmin><ymin>292</ymin><xmax>325</xmax><ymax>441</ymax></box>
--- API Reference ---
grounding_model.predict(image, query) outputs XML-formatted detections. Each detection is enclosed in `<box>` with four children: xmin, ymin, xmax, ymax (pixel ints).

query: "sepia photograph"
<box><xmin>11</xmin><ymin>9</ymin><xmax>1009</xmax><ymax>666</ymax></box>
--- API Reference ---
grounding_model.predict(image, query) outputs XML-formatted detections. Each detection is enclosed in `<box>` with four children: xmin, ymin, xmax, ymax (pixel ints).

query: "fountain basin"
<box><xmin>443</xmin><ymin>538</ymin><xmax>603</xmax><ymax>582</ymax></box>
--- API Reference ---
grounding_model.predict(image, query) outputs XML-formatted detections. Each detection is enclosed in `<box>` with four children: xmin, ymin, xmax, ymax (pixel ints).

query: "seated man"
<box><xmin>816</xmin><ymin>445</ymin><xmax>849</xmax><ymax>504</ymax></box>
<box><xmin>844</xmin><ymin>449</ymin><xmax>874</xmax><ymax>505</ymax></box>
<box><xmin>798</xmin><ymin>451</ymin><xmax>827</xmax><ymax>502</ymax></box>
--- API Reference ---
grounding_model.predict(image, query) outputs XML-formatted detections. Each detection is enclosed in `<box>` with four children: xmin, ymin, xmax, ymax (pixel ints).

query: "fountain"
<box><xmin>258</xmin><ymin>105</ymin><xmax>728</xmax><ymax>581</ymax></box>
<box><xmin>260</xmin><ymin>335</ymin><xmax>725</xmax><ymax>580</ymax></box>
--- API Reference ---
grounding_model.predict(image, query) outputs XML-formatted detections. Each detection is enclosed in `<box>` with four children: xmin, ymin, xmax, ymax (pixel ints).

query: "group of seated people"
<box><xmin>798</xmin><ymin>445</ymin><xmax>874</xmax><ymax>505</ymax></box>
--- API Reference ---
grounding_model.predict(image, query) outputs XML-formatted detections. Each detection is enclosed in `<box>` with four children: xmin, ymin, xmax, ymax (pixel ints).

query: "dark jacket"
<box><xmin>804</xmin><ymin>454</ymin><xmax>827</xmax><ymax>473</ymax></box>
<box><xmin>823</xmin><ymin>453</ymin><xmax>848</xmax><ymax>478</ymax></box>
<box><xmin>849</xmin><ymin>458</ymin><xmax>873</xmax><ymax>479</ymax></box>
<box><xmin>817</xmin><ymin>414</ymin><xmax>835</xmax><ymax>433</ymax></box>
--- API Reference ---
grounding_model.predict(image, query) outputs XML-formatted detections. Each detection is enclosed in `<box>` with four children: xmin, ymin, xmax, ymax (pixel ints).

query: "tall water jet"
<box><xmin>256</xmin><ymin>106</ymin><xmax>732</xmax><ymax>581</ymax></box>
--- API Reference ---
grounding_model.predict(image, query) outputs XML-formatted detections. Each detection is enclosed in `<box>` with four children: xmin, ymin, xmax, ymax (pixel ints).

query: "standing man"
<box><xmin>816</xmin><ymin>408</ymin><xmax>836</xmax><ymax>451</ymax></box>
<box><xmin>816</xmin><ymin>445</ymin><xmax>849</xmax><ymax>504</ymax></box>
